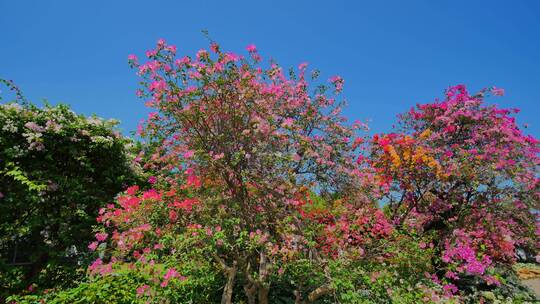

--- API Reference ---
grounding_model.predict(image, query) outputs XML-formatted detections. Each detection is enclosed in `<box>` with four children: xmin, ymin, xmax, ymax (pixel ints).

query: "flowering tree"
<box><xmin>367</xmin><ymin>85</ymin><xmax>539</xmax><ymax>291</ymax></box>
<box><xmin>0</xmin><ymin>80</ymin><xmax>141</xmax><ymax>298</ymax></box>
<box><xmin>78</xmin><ymin>39</ymin><xmax>400</xmax><ymax>303</ymax></box>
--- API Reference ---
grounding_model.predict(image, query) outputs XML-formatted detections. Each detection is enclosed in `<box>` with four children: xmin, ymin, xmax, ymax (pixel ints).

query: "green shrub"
<box><xmin>0</xmin><ymin>82</ymin><xmax>142</xmax><ymax>299</ymax></box>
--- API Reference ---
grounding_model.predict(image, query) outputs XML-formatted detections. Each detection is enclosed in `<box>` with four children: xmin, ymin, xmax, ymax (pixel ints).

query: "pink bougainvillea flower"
<box><xmin>126</xmin><ymin>185</ymin><xmax>139</xmax><ymax>195</ymax></box>
<box><xmin>442</xmin><ymin>283</ymin><xmax>458</xmax><ymax>296</ymax></box>
<box><xmin>95</xmin><ymin>232</ymin><xmax>108</xmax><ymax>242</ymax></box>
<box><xmin>169</xmin><ymin>210</ymin><xmax>178</xmax><ymax>222</ymax></box>
<box><xmin>167</xmin><ymin>45</ymin><xmax>177</xmax><ymax>54</ymax></box>
<box><xmin>88</xmin><ymin>241</ymin><xmax>98</xmax><ymax>251</ymax></box>
<box><xmin>212</xmin><ymin>152</ymin><xmax>225</xmax><ymax>160</ymax></box>
<box><xmin>224</xmin><ymin>52</ymin><xmax>239</xmax><ymax>62</ymax></box>
<box><xmin>183</xmin><ymin>150</ymin><xmax>195</xmax><ymax>159</ymax></box>
<box><xmin>281</xmin><ymin>118</ymin><xmax>294</xmax><ymax>128</ymax></box>
<box><xmin>329</xmin><ymin>75</ymin><xmax>344</xmax><ymax>92</ymax></box>
<box><xmin>196</xmin><ymin>49</ymin><xmax>209</xmax><ymax>60</ymax></box>
<box><xmin>149</xmin><ymin>80</ymin><xmax>166</xmax><ymax>92</ymax></box>
<box><xmin>99</xmin><ymin>263</ymin><xmax>113</xmax><ymax>276</ymax></box>
<box><xmin>246</xmin><ymin>44</ymin><xmax>257</xmax><ymax>52</ymax></box>
<box><xmin>145</xmin><ymin>50</ymin><xmax>157</xmax><ymax>58</ymax></box>
<box><xmin>136</xmin><ymin>284</ymin><xmax>150</xmax><ymax>296</ymax></box>
<box><xmin>157</xmin><ymin>38</ymin><xmax>166</xmax><ymax>48</ymax></box>
<box><xmin>142</xmin><ymin>189</ymin><xmax>161</xmax><ymax>200</ymax></box>
<box><xmin>210</xmin><ymin>42</ymin><xmax>219</xmax><ymax>53</ymax></box>
<box><xmin>491</xmin><ymin>86</ymin><xmax>505</xmax><ymax>96</ymax></box>
<box><xmin>164</xmin><ymin>268</ymin><xmax>179</xmax><ymax>280</ymax></box>
<box><xmin>88</xmin><ymin>258</ymin><xmax>102</xmax><ymax>273</ymax></box>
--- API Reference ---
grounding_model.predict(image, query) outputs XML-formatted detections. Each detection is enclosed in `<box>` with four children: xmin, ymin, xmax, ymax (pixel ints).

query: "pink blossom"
<box><xmin>136</xmin><ymin>284</ymin><xmax>150</xmax><ymax>296</ymax></box>
<box><xmin>28</xmin><ymin>142</ymin><xmax>45</xmax><ymax>151</ymax></box>
<box><xmin>149</xmin><ymin>80</ymin><xmax>166</xmax><ymax>92</ymax></box>
<box><xmin>99</xmin><ymin>263</ymin><xmax>113</xmax><ymax>275</ymax></box>
<box><xmin>442</xmin><ymin>283</ymin><xmax>457</xmax><ymax>296</ymax></box>
<box><xmin>88</xmin><ymin>241</ymin><xmax>98</xmax><ymax>251</ymax></box>
<box><xmin>281</xmin><ymin>118</ymin><xmax>294</xmax><ymax>128</ymax></box>
<box><xmin>329</xmin><ymin>76</ymin><xmax>344</xmax><ymax>92</ymax></box>
<box><xmin>443</xmin><ymin>125</ymin><xmax>456</xmax><ymax>133</ymax></box>
<box><xmin>212</xmin><ymin>152</ymin><xmax>225</xmax><ymax>160</ymax></box>
<box><xmin>185</xmin><ymin>168</ymin><xmax>202</xmax><ymax>188</ymax></box>
<box><xmin>157</xmin><ymin>38</ymin><xmax>166</xmax><ymax>48</ymax></box>
<box><xmin>164</xmin><ymin>268</ymin><xmax>179</xmax><ymax>280</ymax></box>
<box><xmin>465</xmin><ymin>260</ymin><xmax>485</xmax><ymax>275</ymax></box>
<box><xmin>175</xmin><ymin>56</ymin><xmax>190</xmax><ymax>66</ymax></box>
<box><xmin>167</xmin><ymin>45</ymin><xmax>177</xmax><ymax>54</ymax></box>
<box><xmin>24</xmin><ymin>122</ymin><xmax>44</xmax><ymax>132</ymax></box>
<box><xmin>492</xmin><ymin>86</ymin><xmax>505</xmax><ymax>96</ymax></box>
<box><xmin>189</xmin><ymin>70</ymin><xmax>202</xmax><ymax>79</ymax></box>
<box><xmin>246</xmin><ymin>44</ymin><xmax>257</xmax><ymax>52</ymax></box>
<box><xmin>145</xmin><ymin>50</ymin><xmax>157</xmax><ymax>58</ymax></box>
<box><xmin>485</xmin><ymin>275</ymin><xmax>501</xmax><ymax>286</ymax></box>
<box><xmin>224</xmin><ymin>52</ymin><xmax>239</xmax><ymax>62</ymax></box>
<box><xmin>126</xmin><ymin>185</ymin><xmax>139</xmax><ymax>195</ymax></box>
<box><xmin>329</xmin><ymin>75</ymin><xmax>342</xmax><ymax>83</ymax></box>
<box><xmin>183</xmin><ymin>150</ymin><xmax>195</xmax><ymax>159</ymax></box>
<box><xmin>88</xmin><ymin>258</ymin><xmax>102</xmax><ymax>273</ymax></box>
<box><xmin>445</xmin><ymin>271</ymin><xmax>459</xmax><ymax>280</ymax></box>
<box><xmin>95</xmin><ymin>232</ymin><xmax>108</xmax><ymax>242</ymax></box>
<box><xmin>142</xmin><ymin>189</ymin><xmax>161</xmax><ymax>200</ymax></box>
<box><xmin>169</xmin><ymin>210</ymin><xmax>178</xmax><ymax>222</ymax></box>
<box><xmin>196</xmin><ymin>49</ymin><xmax>209</xmax><ymax>60</ymax></box>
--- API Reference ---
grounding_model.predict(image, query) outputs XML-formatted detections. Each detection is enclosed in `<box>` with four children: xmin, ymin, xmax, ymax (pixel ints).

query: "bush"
<box><xmin>0</xmin><ymin>81</ymin><xmax>142</xmax><ymax>299</ymax></box>
<box><xmin>7</xmin><ymin>261</ymin><xmax>223</xmax><ymax>304</ymax></box>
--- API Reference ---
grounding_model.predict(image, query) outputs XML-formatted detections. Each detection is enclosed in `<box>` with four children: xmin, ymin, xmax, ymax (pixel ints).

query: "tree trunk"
<box><xmin>244</xmin><ymin>281</ymin><xmax>257</xmax><ymax>304</ymax></box>
<box><xmin>221</xmin><ymin>261</ymin><xmax>237</xmax><ymax>304</ymax></box>
<box><xmin>258</xmin><ymin>285</ymin><xmax>269</xmax><ymax>304</ymax></box>
<box><xmin>294</xmin><ymin>289</ymin><xmax>303</xmax><ymax>304</ymax></box>
<box><xmin>257</xmin><ymin>250</ymin><xmax>271</xmax><ymax>304</ymax></box>
<box><xmin>243</xmin><ymin>250</ymin><xmax>273</xmax><ymax>304</ymax></box>
<box><xmin>306</xmin><ymin>285</ymin><xmax>333</xmax><ymax>303</ymax></box>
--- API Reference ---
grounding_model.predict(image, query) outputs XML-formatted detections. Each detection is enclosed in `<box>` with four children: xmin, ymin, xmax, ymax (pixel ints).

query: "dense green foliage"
<box><xmin>0</xmin><ymin>81</ymin><xmax>142</xmax><ymax>299</ymax></box>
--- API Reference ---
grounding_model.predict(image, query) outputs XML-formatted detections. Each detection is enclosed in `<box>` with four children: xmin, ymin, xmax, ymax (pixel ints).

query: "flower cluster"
<box><xmin>367</xmin><ymin>84</ymin><xmax>539</xmax><ymax>288</ymax></box>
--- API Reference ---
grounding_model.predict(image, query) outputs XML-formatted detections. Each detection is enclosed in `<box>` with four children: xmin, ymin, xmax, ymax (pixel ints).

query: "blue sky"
<box><xmin>1</xmin><ymin>0</ymin><xmax>539</xmax><ymax>137</ymax></box>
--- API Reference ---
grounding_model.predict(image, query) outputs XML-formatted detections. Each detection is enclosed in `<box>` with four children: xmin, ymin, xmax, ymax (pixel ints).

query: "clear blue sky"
<box><xmin>1</xmin><ymin>0</ymin><xmax>539</xmax><ymax>137</ymax></box>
